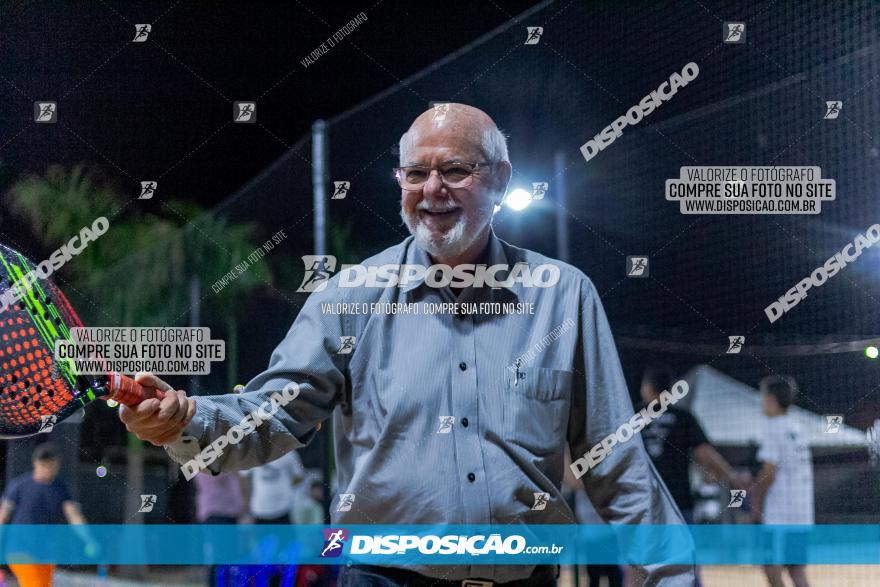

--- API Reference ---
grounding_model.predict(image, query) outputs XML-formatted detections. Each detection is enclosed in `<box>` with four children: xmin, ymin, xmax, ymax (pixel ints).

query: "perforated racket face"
<box><xmin>0</xmin><ymin>244</ymin><xmax>97</xmax><ymax>437</ymax></box>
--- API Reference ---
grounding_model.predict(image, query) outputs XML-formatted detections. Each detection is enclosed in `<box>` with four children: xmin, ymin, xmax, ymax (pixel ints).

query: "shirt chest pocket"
<box><xmin>500</xmin><ymin>367</ymin><xmax>572</xmax><ymax>457</ymax></box>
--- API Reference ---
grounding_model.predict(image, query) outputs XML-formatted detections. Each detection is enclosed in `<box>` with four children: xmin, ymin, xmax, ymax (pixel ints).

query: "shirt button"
<box><xmin>462</xmin><ymin>417</ymin><xmax>469</xmax><ymax>428</ymax></box>
<box><xmin>459</xmin><ymin>362</ymin><xmax>467</xmax><ymax>371</ymax></box>
<box><xmin>467</xmin><ymin>473</ymin><xmax>476</xmax><ymax>482</ymax></box>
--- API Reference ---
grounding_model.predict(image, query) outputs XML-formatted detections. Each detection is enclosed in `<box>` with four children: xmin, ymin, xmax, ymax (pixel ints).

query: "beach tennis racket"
<box><xmin>0</xmin><ymin>243</ymin><xmax>163</xmax><ymax>438</ymax></box>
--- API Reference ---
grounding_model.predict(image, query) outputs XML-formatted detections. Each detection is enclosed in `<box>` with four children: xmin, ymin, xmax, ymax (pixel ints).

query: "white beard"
<box><xmin>401</xmin><ymin>198</ymin><xmax>495</xmax><ymax>260</ymax></box>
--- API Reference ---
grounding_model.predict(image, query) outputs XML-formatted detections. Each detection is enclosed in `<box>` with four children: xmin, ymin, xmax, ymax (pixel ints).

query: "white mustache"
<box><xmin>416</xmin><ymin>202</ymin><xmax>460</xmax><ymax>213</ymax></box>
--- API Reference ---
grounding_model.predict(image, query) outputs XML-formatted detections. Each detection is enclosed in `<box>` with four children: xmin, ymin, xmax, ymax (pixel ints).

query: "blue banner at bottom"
<box><xmin>1</xmin><ymin>525</ymin><xmax>879</xmax><ymax>565</ymax></box>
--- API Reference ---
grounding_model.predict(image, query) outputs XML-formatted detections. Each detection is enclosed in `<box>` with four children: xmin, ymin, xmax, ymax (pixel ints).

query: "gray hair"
<box><xmin>398</xmin><ymin>127</ymin><xmax>509</xmax><ymax>166</ymax></box>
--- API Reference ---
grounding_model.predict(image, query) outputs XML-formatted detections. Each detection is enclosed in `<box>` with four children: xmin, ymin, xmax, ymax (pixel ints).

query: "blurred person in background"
<box><xmin>753</xmin><ymin>375</ymin><xmax>813</xmax><ymax>587</ymax></box>
<box><xmin>242</xmin><ymin>450</ymin><xmax>305</xmax><ymax>524</ymax></box>
<box><xmin>639</xmin><ymin>364</ymin><xmax>751</xmax><ymax>523</ymax></box>
<box><xmin>195</xmin><ymin>471</ymin><xmax>246</xmax><ymax>524</ymax></box>
<box><xmin>638</xmin><ymin>364</ymin><xmax>751</xmax><ymax>587</ymax></box>
<box><xmin>0</xmin><ymin>443</ymin><xmax>95</xmax><ymax>587</ymax></box>
<box><xmin>195</xmin><ymin>471</ymin><xmax>247</xmax><ymax>586</ymax></box>
<box><xmin>563</xmin><ymin>452</ymin><xmax>623</xmax><ymax>587</ymax></box>
<box><xmin>293</xmin><ymin>478</ymin><xmax>326</xmax><ymax>525</ymax></box>
<box><xmin>292</xmin><ymin>479</ymin><xmax>332</xmax><ymax>586</ymax></box>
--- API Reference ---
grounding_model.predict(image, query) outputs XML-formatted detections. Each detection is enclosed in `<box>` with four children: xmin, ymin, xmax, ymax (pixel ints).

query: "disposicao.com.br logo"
<box><xmin>297</xmin><ymin>255</ymin><xmax>560</xmax><ymax>293</ymax></box>
<box><xmin>319</xmin><ymin>530</ymin><xmax>563</xmax><ymax>557</ymax></box>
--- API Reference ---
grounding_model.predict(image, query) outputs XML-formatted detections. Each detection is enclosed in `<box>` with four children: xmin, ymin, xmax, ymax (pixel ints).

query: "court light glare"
<box><xmin>504</xmin><ymin>188</ymin><xmax>533</xmax><ymax>211</ymax></box>
<box><xmin>866</xmin><ymin>346</ymin><xmax>879</xmax><ymax>359</ymax></box>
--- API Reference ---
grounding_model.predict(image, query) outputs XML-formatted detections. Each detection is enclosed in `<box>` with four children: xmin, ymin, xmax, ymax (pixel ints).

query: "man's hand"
<box><xmin>119</xmin><ymin>372</ymin><xmax>196</xmax><ymax>446</ymax></box>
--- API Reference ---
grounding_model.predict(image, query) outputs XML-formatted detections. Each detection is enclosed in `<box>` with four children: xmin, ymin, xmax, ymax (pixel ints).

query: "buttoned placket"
<box><xmin>449</xmin><ymin>286</ymin><xmax>495</xmax><ymax>581</ymax></box>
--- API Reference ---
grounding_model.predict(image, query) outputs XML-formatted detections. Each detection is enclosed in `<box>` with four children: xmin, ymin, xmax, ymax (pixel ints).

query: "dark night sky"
<box><xmin>0</xmin><ymin>0</ymin><xmax>543</xmax><ymax>207</ymax></box>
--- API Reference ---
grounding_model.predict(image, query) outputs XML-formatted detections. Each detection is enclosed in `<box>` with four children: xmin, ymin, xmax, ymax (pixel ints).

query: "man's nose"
<box><xmin>421</xmin><ymin>170</ymin><xmax>449</xmax><ymax>198</ymax></box>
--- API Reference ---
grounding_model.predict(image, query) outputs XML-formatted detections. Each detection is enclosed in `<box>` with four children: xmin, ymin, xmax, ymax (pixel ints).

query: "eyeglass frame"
<box><xmin>393</xmin><ymin>161</ymin><xmax>496</xmax><ymax>191</ymax></box>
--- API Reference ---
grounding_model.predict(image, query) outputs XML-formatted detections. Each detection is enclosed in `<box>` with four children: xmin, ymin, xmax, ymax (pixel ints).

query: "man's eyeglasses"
<box><xmin>393</xmin><ymin>161</ymin><xmax>493</xmax><ymax>191</ymax></box>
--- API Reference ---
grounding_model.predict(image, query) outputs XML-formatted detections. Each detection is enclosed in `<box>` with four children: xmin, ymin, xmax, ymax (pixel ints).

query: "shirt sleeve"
<box><xmin>56</xmin><ymin>481</ymin><xmax>74</xmax><ymax>504</ymax></box>
<box><xmin>165</xmin><ymin>282</ymin><xmax>347</xmax><ymax>473</ymax></box>
<box><xmin>567</xmin><ymin>277</ymin><xmax>696</xmax><ymax>586</ymax></box>
<box><xmin>2</xmin><ymin>478</ymin><xmax>19</xmax><ymax>504</ymax></box>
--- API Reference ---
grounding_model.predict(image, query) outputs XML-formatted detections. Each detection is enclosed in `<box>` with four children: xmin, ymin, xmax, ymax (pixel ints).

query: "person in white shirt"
<box><xmin>752</xmin><ymin>375</ymin><xmax>814</xmax><ymax>587</ymax></box>
<box><xmin>241</xmin><ymin>451</ymin><xmax>305</xmax><ymax>524</ymax></box>
<box><xmin>293</xmin><ymin>479</ymin><xmax>326</xmax><ymax>525</ymax></box>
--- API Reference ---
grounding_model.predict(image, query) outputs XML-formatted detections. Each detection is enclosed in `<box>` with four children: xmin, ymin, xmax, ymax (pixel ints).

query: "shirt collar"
<box><xmin>400</xmin><ymin>228</ymin><xmax>524</xmax><ymax>295</ymax></box>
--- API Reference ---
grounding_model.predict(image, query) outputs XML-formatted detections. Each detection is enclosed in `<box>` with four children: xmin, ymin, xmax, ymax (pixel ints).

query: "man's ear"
<box><xmin>494</xmin><ymin>161</ymin><xmax>512</xmax><ymax>204</ymax></box>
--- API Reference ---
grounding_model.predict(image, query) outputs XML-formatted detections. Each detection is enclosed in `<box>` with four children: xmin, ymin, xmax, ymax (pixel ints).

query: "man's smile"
<box><xmin>419</xmin><ymin>207</ymin><xmax>462</xmax><ymax>225</ymax></box>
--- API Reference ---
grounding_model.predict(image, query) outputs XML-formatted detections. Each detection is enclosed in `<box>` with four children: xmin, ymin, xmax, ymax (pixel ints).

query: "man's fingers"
<box><xmin>169</xmin><ymin>390</ymin><xmax>190</xmax><ymax>425</ymax></box>
<box><xmin>118</xmin><ymin>399</ymin><xmax>160</xmax><ymax>424</ymax></box>
<box><xmin>156</xmin><ymin>390</ymin><xmax>185</xmax><ymax>422</ymax></box>
<box><xmin>184</xmin><ymin>397</ymin><xmax>196</xmax><ymax>427</ymax></box>
<box><xmin>126</xmin><ymin>417</ymin><xmax>184</xmax><ymax>435</ymax></box>
<box><xmin>134</xmin><ymin>372</ymin><xmax>173</xmax><ymax>392</ymax></box>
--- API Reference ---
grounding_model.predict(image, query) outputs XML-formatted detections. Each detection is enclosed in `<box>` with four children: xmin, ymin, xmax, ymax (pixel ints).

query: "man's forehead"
<box><xmin>402</xmin><ymin>126</ymin><xmax>486</xmax><ymax>163</ymax></box>
<box><xmin>403</xmin><ymin>140</ymin><xmax>483</xmax><ymax>163</ymax></box>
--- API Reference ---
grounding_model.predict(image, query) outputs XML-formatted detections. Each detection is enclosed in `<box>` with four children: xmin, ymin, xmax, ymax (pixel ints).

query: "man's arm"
<box><xmin>0</xmin><ymin>481</ymin><xmax>19</xmax><ymax>525</ymax></box>
<box><xmin>63</xmin><ymin>500</ymin><xmax>98</xmax><ymax>556</ymax></box>
<box><xmin>120</xmin><ymin>284</ymin><xmax>348</xmax><ymax>472</ymax></box>
<box><xmin>693</xmin><ymin>443</ymin><xmax>735</xmax><ymax>486</ymax></box>
<box><xmin>567</xmin><ymin>277</ymin><xmax>695</xmax><ymax>585</ymax></box>
<box><xmin>688</xmin><ymin>411</ymin><xmax>751</xmax><ymax>488</ymax></box>
<box><xmin>0</xmin><ymin>499</ymin><xmax>14</xmax><ymax>524</ymax></box>
<box><xmin>751</xmin><ymin>462</ymin><xmax>777</xmax><ymax>522</ymax></box>
<box><xmin>62</xmin><ymin>501</ymin><xmax>87</xmax><ymax>525</ymax></box>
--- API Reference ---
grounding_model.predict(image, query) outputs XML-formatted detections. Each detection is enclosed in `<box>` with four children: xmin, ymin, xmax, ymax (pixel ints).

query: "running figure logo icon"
<box><xmin>437</xmin><ymin>416</ymin><xmax>455</xmax><ymax>434</ymax></box>
<box><xmin>626</xmin><ymin>256</ymin><xmax>649</xmax><ymax>278</ymax></box>
<box><xmin>525</xmin><ymin>27</ymin><xmax>543</xmax><ymax>45</ymax></box>
<box><xmin>297</xmin><ymin>255</ymin><xmax>337</xmax><ymax>292</ymax></box>
<box><xmin>138</xmin><ymin>494</ymin><xmax>157</xmax><ymax>513</ymax></box>
<box><xmin>34</xmin><ymin>102</ymin><xmax>57</xmax><ymax>123</ymax></box>
<box><xmin>431</xmin><ymin>103</ymin><xmax>450</xmax><ymax>123</ymax></box>
<box><xmin>727</xmin><ymin>336</ymin><xmax>745</xmax><ymax>354</ymax></box>
<box><xmin>531</xmin><ymin>182</ymin><xmax>548</xmax><ymax>200</ymax></box>
<box><xmin>234</xmin><ymin>102</ymin><xmax>256</xmax><ymax>123</ymax></box>
<box><xmin>512</xmin><ymin>358</ymin><xmax>526</xmax><ymax>387</ymax></box>
<box><xmin>331</xmin><ymin>181</ymin><xmax>350</xmax><ymax>200</ymax></box>
<box><xmin>824</xmin><ymin>101</ymin><xmax>842</xmax><ymax>119</ymax></box>
<box><xmin>723</xmin><ymin>22</ymin><xmax>745</xmax><ymax>43</ymax></box>
<box><xmin>531</xmin><ymin>492</ymin><xmax>550</xmax><ymax>511</ymax></box>
<box><xmin>320</xmin><ymin>528</ymin><xmax>348</xmax><ymax>557</ymax></box>
<box><xmin>824</xmin><ymin>415</ymin><xmax>843</xmax><ymax>434</ymax></box>
<box><xmin>38</xmin><ymin>415</ymin><xmax>57</xmax><ymax>434</ymax></box>
<box><xmin>336</xmin><ymin>494</ymin><xmax>355</xmax><ymax>512</ymax></box>
<box><xmin>728</xmin><ymin>489</ymin><xmax>746</xmax><ymax>508</ymax></box>
<box><xmin>133</xmin><ymin>24</ymin><xmax>151</xmax><ymax>42</ymax></box>
<box><xmin>337</xmin><ymin>336</ymin><xmax>356</xmax><ymax>355</ymax></box>
<box><xmin>139</xmin><ymin>181</ymin><xmax>157</xmax><ymax>200</ymax></box>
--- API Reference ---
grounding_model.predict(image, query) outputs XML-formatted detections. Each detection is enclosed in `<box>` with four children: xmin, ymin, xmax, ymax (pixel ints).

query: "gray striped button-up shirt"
<box><xmin>166</xmin><ymin>231</ymin><xmax>694</xmax><ymax>584</ymax></box>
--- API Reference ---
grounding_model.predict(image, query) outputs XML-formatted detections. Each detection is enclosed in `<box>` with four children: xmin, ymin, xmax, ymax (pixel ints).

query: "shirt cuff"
<box><xmin>163</xmin><ymin>398</ymin><xmax>210</xmax><ymax>465</ymax></box>
<box><xmin>164</xmin><ymin>435</ymin><xmax>201</xmax><ymax>465</ymax></box>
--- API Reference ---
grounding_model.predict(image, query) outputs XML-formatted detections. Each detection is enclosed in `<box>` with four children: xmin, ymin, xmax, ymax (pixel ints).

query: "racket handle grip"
<box><xmin>105</xmin><ymin>372</ymin><xmax>164</xmax><ymax>406</ymax></box>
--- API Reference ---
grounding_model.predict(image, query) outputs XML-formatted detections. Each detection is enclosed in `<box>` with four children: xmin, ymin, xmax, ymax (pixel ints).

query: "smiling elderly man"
<box><xmin>120</xmin><ymin>103</ymin><xmax>694</xmax><ymax>586</ymax></box>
